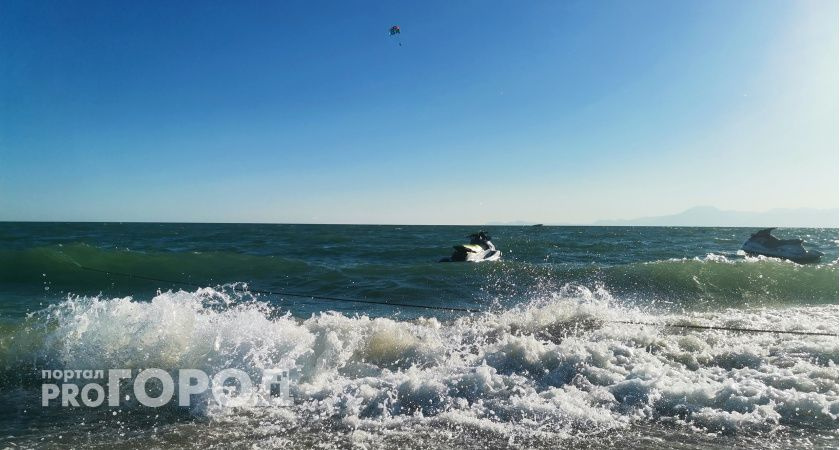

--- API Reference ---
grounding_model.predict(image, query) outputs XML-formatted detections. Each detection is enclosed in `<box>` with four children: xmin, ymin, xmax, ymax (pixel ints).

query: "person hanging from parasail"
<box><xmin>389</xmin><ymin>25</ymin><xmax>401</xmax><ymax>46</ymax></box>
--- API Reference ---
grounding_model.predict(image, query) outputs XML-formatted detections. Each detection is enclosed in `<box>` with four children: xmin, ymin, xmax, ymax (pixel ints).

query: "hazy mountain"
<box><xmin>592</xmin><ymin>206</ymin><xmax>839</xmax><ymax>227</ymax></box>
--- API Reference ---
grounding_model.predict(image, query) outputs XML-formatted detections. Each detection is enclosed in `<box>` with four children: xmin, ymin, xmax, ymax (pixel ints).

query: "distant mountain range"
<box><xmin>488</xmin><ymin>206</ymin><xmax>839</xmax><ymax>227</ymax></box>
<box><xmin>593</xmin><ymin>206</ymin><xmax>839</xmax><ymax>227</ymax></box>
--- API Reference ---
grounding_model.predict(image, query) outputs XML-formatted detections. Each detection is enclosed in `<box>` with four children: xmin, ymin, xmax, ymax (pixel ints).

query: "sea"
<box><xmin>0</xmin><ymin>223</ymin><xmax>837</xmax><ymax>449</ymax></box>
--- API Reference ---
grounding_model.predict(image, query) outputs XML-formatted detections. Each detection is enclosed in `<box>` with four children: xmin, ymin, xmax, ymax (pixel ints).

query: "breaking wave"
<box><xmin>2</xmin><ymin>285</ymin><xmax>837</xmax><ymax>444</ymax></box>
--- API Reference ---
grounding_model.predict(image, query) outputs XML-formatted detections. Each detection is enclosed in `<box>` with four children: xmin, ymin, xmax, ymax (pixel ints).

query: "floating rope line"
<box><xmin>611</xmin><ymin>320</ymin><xmax>838</xmax><ymax>337</ymax></box>
<box><xmin>71</xmin><ymin>263</ymin><xmax>837</xmax><ymax>337</ymax></box>
<box><xmin>74</xmin><ymin>264</ymin><xmax>480</xmax><ymax>313</ymax></box>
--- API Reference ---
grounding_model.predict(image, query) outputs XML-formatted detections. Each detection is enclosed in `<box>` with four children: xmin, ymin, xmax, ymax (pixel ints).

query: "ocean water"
<box><xmin>0</xmin><ymin>223</ymin><xmax>837</xmax><ymax>448</ymax></box>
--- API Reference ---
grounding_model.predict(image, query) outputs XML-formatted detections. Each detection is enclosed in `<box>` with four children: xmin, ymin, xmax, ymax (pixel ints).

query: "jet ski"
<box><xmin>440</xmin><ymin>231</ymin><xmax>501</xmax><ymax>262</ymax></box>
<box><xmin>741</xmin><ymin>228</ymin><xmax>823</xmax><ymax>263</ymax></box>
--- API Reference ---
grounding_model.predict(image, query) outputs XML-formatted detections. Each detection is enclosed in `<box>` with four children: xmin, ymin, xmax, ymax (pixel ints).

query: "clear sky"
<box><xmin>1</xmin><ymin>0</ymin><xmax>837</xmax><ymax>224</ymax></box>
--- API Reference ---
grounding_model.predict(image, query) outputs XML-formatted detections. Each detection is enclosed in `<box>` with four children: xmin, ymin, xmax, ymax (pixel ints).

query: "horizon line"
<box><xmin>0</xmin><ymin>220</ymin><xmax>836</xmax><ymax>229</ymax></box>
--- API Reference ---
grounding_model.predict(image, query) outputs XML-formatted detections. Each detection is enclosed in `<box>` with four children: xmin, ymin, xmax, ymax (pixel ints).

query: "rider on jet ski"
<box><xmin>741</xmin><ymin>228</ymin><xmax>823</xmax><ymax>263</ymax></box>
<box><xmin>440</xmin><ymin>231</ymin><xmax>501</xmax><ymax>262</ymax></box>
<box><xmin>469</xmin><ymin>231</ymin><xmax>496</xmax><ymax>251</ymax></box>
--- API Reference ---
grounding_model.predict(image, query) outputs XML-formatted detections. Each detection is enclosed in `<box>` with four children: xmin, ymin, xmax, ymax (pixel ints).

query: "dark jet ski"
<box><xmin>440</xmin><ymin>231</ymin><xmax>501</xmax><ymax>262</ymax></box>
<box><xmin>741</xmin><ymin>228</ymin><xmax>823</xmax><ymax>263</ymax></box>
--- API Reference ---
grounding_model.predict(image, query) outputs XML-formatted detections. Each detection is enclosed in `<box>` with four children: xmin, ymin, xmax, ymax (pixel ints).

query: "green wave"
<box><xmin>0</xmin><ymin>245</ymin><xmax>836</xmax><ymax>310</ymax></box>
<box><xmin>0</xmin><ymin>243</ymin><xmax>313</xmax><ymax>286</ymax></box>
<box><xmin>598</xmin><ymin>257</ymin><xmax>838</xmax><ymax>307</ymax></box>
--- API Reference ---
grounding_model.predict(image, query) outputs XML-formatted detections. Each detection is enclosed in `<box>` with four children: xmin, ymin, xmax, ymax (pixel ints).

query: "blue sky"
<box><xmin>1</xmin><ymin>0</ymin><xmax>837</xmax><ymax>224</ymax></box>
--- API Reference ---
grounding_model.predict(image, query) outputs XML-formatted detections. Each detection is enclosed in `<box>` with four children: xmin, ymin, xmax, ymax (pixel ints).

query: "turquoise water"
<box><xmin>0</xmin><ymin>223</ymin><xmax>837</xmax><ymax>448</ymax></box>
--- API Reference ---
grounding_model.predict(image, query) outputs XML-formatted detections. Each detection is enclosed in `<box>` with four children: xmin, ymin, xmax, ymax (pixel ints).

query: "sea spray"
<box><xmin>3</xmin><ymin>285</ymin><xmax>836</xmax><ymax>444</ymax></box>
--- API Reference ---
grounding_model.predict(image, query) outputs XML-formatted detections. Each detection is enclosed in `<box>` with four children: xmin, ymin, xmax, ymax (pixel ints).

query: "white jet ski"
<box><xmin>440</xmin><ymin>232</ymin><xmax>501</xmax><ymax>262</ymax></box>
<box><xmin>741</xmin><ymin>228</ymin><xmax>823</xmax><ymax>263</ymax></box>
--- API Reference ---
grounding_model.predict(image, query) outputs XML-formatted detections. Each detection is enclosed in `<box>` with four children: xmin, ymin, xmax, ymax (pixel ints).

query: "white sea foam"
<box><xmin>29</xmin><ymin>285</ymin><xmax>839</xmax><ymax>440</ymax></box>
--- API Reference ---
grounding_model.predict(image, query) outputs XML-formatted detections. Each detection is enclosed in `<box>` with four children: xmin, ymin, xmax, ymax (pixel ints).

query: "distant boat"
<box><xmin>532</xmin><ymin>224</ymin><xmax>544</xmax><ymax>227</ymax></box>
<box><xmin>741</xmin><ymin>228</ymin><xmax>823</xmax><ymax>263</ymax></box>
